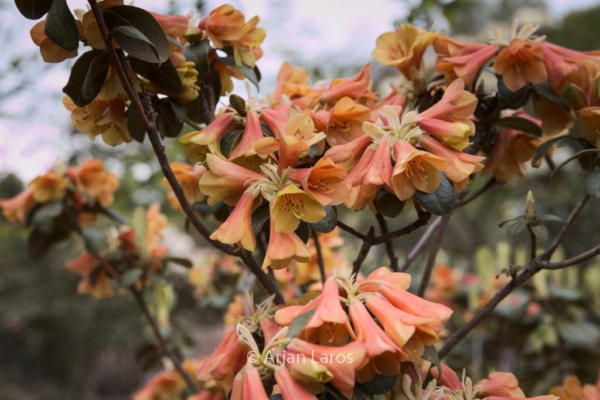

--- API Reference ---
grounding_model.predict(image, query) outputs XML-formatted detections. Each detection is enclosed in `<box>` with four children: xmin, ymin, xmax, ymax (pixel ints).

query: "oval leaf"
<box><xmin>183</xmin><ymin>39</ymin><xmax>211</xmax><ymax>77</ymax></box>
<box><xmin>496</xmin><ymin>116</ymin><xmax>542</xmax><ymax>136</ymax></box>
<box><xmin>215</xmin><ymin>56</ymin><xmax>260</xmax><ymax>90</ymax></box>
<box><xmin>15</xmin><ymin>0</ymin><xmax>53</xmax><ymax>19</ymax></box>
<box><xmin>44</xmin><ymin>0</ymin><xmax>79</xmax><ymax>51</ymax></box>
<box><xmin>121</xmin><ymin>268</ymin><xmax>143</xmax><ymax>287</ymax></box>
<box><xmin>551</xmin><ymin>149</ymin><xmax>600</xmax><ymax>178</ymax></box>
<box><xmin>309</xmin><ymin>205</ymin><xmax>337</xmax><ymax>233</ymax></box>
<box><xmin>63</xmin><ymin>50</ymin><xmax>106</xmax><ymax>107</ymax></box>
<box><xmin>286</xmin><ymin>309</ymin><xmax>315</xmax><ymax>339</ymax></box>
<box><xmin>82</xmin><ymin>52</ymin><xmax>110</xmax><ymax>100</ymax></box>
<box><xmin>413</xmin><ymin>172</ymin><xmax>455</xmax><ymax>216</ymax></box>
<box><xmin>128</xmin><ymin>57</ymin><xmax>182</xmax><ymax>94</ymax></box>
<box><xmin>498</xmin><ymin>75</ymin><xmax>529</xmax><ymax>109</ymax></box>
<box><xmin>103</xmin><ymin>5</ymin><xmax>169</xmax><ymax>63</ymax></box>
<box><xmin>375</xmin><ymin>188</ymin><xmax>405</xmax><ymax>218</ymax></box>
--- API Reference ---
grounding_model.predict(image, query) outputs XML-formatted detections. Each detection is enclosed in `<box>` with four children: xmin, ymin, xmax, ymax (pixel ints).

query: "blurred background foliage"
<box><xmin>1</xmin><ymin>0</ymin><xmax>600</xmax><ymax>399</ymax></box>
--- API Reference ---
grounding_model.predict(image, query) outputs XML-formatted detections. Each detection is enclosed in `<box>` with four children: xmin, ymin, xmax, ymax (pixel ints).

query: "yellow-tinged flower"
<box><xmin>262</xmin><ymin>217</ymin><xmax>311</xmax><ymax>270</ymax></box>
<box><xmin>392</xmin><ymin>140</ymin><xmax>448</xmax><ymax>200</ymax></box>
<box><xmin>210</xmin><ymin>190</ymin><xmax>257</xmax><ymax>251</ymax></box>
<box><xmin>580</xmin><ymin>106</ymin><xmax>600</xmax><ymax>148</ymax></box>
<box><xmin>419</xmin><ymin>136</ymin><xmax>485</xmax><ymax>184</ymax></box>
<box><xmin>66</xmin><ymin>159</ymin><xmax>119</xmax><ymax>207</ymax></box>
<box><xmin>30</xmin><ymin>18</ymin><xmax>82</xmax><ymax>63</ymax></box>
<box><xmin>179</xmin><ymin>112</ymin><xmax>237</xmax><ymax>162</ymax></box>
<box><xmin>199</xmin><ymin>4</ymin><xmax>245</xmax><ymax>48</ymax></box>
<box><xmin>234</xmin><ymin>16</ymin><xmax>266</xmax><ymax>67</ymax></box>
<box><xmin>417</xmin><ymin>117</ymin><xmax>475</xmax><ymax>151</ymax></box>
<box><xmin>550</xmin><ymin>375</ymin><xmax>600</xmax><ymax>400</ymax></box>
<box><xmin>274</xmin><ymin>62</ymin><xmax>312</xmax><ymax>103</ymax></box>
<box><xmin>321</xmin><ymin>63</ymin><xmax>371</xmax><ymax>104</ymax></box>
<box><xmin>163</xmin><ymin>162</ymin><xmax>206</xmax><ymax>207</ymax></box>
<box><xmin>326</xmin><ymin>96</ymin><xmax>371</xmax><ymax>145</ymax></box>
<box><xmin>494</xmin><ymin>38</ymin><xmax>547</xmax><ymax>92</ymax></box>
<box><xmin>288</xmin><ymin>156</ymin><xmax>348</xmax><ymax>206</ymax></box>
<box><xmin>29</xmin><ymin>171</ymin><xmax>68</xmax><ymax>203</ymax></box>
<box><xmin>0</xmin><ymin>188</ymin><xmax>35</xmax><ymax>224</ymax></box>
<box><xmin>65</xmin><ymin>252</ymin><xmax>114</xmax><ymax>298</ymax></box>
<box><xmin>372</xmin><ymin>25</ymin><xmax>437</xmax><ymax>79</ymax></box>
<box><xmin>271</xmin><ymin>185</ymin><xmax>325</xmax><ymax>233</ymax></box>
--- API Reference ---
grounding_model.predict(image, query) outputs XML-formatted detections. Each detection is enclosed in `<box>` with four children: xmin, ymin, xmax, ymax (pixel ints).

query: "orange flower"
<box><xmin>132</xmin><ymin>370</ymin><xmax>185</xmax><ymax>400</ymax></box>
<box><xmin>418</xmin><ymin>117</ymin><xmax>475</xmax><ymax>151</ymax></box>
<box><xmin>391</xmin><ymin>140</ymin><xmax>448</xmax><ymax>200</ymax></box>
<box><xmin>434</xmin><ymin>35</ymin><xmax>498</xmax><ymax>87</ymax></box>
<box><xmin>30</xmin><ymin>18</ymin><xmax>82</xmax><ymax>63</ymax></box>
<box><xmin>483</xmin><ymin>126</ymin><xmax>539</xmax><ymax>182</ymax></box>
<box><xmin>274</xmin><ymin>62</ymin><xmax>312</xmax><ymax>103</ymax></box>
<box><xmin>288</xmin><ymin>157</ymin><xmax>348</xmax><ymax>206</ymax></box>
<box><xmin>262</xmin><ymin>215</ymin><xmax>311</xmax><ymax>270</ymax></box>
<box><xmin>199</xmin><ymin>4</ymin><xmax>245</xmax><ymax>48</ymax></box>
<box><xmin>580</xmin><ymin>107</ymin><xmax>600</xmax><ymax>148</ymax></box>
<box><xmin>550</xmin><ymin>374</ymin><xmax>600</xmax><ymax>400</ymax></box>
<box><xmin>149</xmin><ymin>11</ymin><xmax>190</xmax><ymax>38</ymax></box>
<box><xmin>0</xmin><ymin>188</ymin><xmax>35</xmax><ymax>224</ymax></box>
<box><xmin>239</xmin><ymin>366</ymin><xmax>269</xmax><ymax>400</ymax></box>
<box><xmin>164</xmin><ymin>162</ymin><xmax>206</xmax><ymax>208</ymax></box>
<box><xmin>65</xmin><ymin>252</ymin><xmax>114</xmax><ymax>298</ymax></box>
<box><xmin>67</xmin><ymin>159</ymin><xmax>119</xmax><ymax>207</ymax></box>
<box><xmin>419</xmin><ymin>136</ymin><xmax>485</xmax><ymax>184</ymax></box>
<box><xmin>230</xmin><ymin>110</ymin><xmax>264</xmax><ymax>160</ymax></box>
<box><xmin>210</xmin><ymin>190</ymin><xmax>257</xmax><ymax>251</ymax></box>
<box><xmin>234</xmin><ymin>16</ymin><xmax>266</xmax><ymax>67</ymax></box>
<box><xmin>321</xmin><ymin>63</ymin><xmax>371</xmax><ymax>104</ymax></box>
<box><xmin>274</xmin><ymin>366</ymin><xmax>316</xmax><ymax>400</ymax></box>
<box><xmin>179</xmin><ymin>112</ymin><xmax>237</xmax><ymax>162</ymax></box>
<box><xmin>418</xmin><ymin>78</ymin><xmax>478</xmax><ymax>121</ymax></box>
<box><xmin>372</xmin><ymin>25</ymin><xmax>436</xmax><ymax>80</ymax></box>
<box><xmin>29</xmin><ymin>171</ymin><xmax>68</xmax><ymax>203</ymax></box>
<box><xmin>494</xmin><ymin>38</ymin><xmax>547</xmax><ymax>92</ymax></box>
<box><xmin>305</xmin><ymin>278</ymin><xmax>353</xmax><ymax>346</ymax></box>
<box><xmin>270</xmin><ymin>185</ymin><xmax>326</xmax><ymax>233</ymax></box>
<box><xmin>326</xmin><ymin>97</ymin><xmax>371</xmax><ymax>145</ymax></box>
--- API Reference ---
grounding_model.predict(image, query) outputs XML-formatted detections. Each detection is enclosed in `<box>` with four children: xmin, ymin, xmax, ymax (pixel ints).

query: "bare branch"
<box><xmin>399</xmin><ymin>216</ymin><xmax>443</xmax><ymax>272</ymax></box>
<box><xmin>417</xmin><ymin>216</ymin><xmax>450</xmax><ymax>297</ymax></box>
<box><xmin>375</xmin><ymin>213</ymin><xmax>399</xmax><ymax>271</ymax></box>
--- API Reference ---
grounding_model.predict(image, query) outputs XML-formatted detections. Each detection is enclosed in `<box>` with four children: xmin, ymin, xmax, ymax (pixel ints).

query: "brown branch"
<box><xmin>311</xmin><ymin>227</ymin><xmax>326</xmax><ymax>283</ymax></box>
<box><xmin>540</xmin><ymin>244</ymin><xmax>600</xmax><ymax>270</ymax></box>
<box><xmin>87</xmin><ymin>0</ymin><xmax>284</xmax><ymax>305</ymax></box>
<box><xmin>184</xmin><ymin>117</ymin><xmax>204</xmax><ymax>130</ymax></box>
<box><xmin>417</xmin><ymin>216</ymin><xmax>450</xmax><ymax>297</ymax></box>
<box><xmin>456</xmin><ymin>177</ymin><xmax>497</xmax><ymax>207</ymax></box>
<box><xmin>375</xmin><ymin>213</ymin><xmax>399</xmax><ymax>271</ymax></box>
<box><xmin>372</xmin><ymin>210</ymin><xmax>431</xmax><ymax>244</ymax></box>
<box><xmin>337</xmin><ymin>220</ymin><xmax>369</xmax><ymax>241</ymax></box>
<box><xmin>399</xmin><ymin>216</ymin><xmax>443</xmax><ymax>272</ymax></box>
<box><xmin>351</xmin><ymin>227</ymin><xmax>375</xmax><ymax>277</ymax></box>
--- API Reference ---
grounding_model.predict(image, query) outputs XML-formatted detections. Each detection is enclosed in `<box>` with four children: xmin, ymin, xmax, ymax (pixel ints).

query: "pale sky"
<box><xmin>0</xmin><ymin>0</ymin><xmax>597</xmax><ymax>181</ymax></box>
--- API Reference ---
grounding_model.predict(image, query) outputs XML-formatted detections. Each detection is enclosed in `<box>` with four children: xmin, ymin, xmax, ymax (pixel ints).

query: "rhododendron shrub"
<box><xmin>4</xmin><ymin>0</ymin><xmax>600</xmax><ymax>398</ymax></box>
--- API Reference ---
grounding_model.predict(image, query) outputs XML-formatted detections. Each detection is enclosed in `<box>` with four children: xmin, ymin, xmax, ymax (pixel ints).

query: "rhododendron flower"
<box><xmin>418</xmin><ymin>79</ymin><xmax>478</xmax><ymax>120</ymax></box>
<box><xmin>417</xmin><ymin>117</ymin><xmax>475</xmax><ymax>151</ymax></box>
<box><xmin>550</xmin><ymin>374</ymin><xmax>600</xmax><ymax>400</ymax></box>
<box><xmin>273</xmin><ymin>62</ymin><xmax>312</xmax><ymax>103</ymax></box>
<box><xmin>494</xmin><ymin>38</ymin><xmax>547</xmax><ymax>92</ymax></box>
<box><xmin>66</xmin><ymin>159</ymin><xmax>119</xmax><ymax>207</ymax></box>
<box><xmin>305</xmin><ymin>278</ymin><xmax>353</xmax><ymax>346</ymax></box>
<box><xmin>271</xmin><ymin>185</ymin><xmax>326</xmax><ymax>233</ymax></box>
<box><xmin>262</xmin><ymin>216</ymin><xmax>311</xmax><ymax>270</ymax></box>
<box><xmin>483</xmin><ymin>126</ymin><xmax>539</xmax><ymax>182</ymax></box>
<box><xmin>287</xmin><ymin>338</ymin><xmax>367</xmax><ymax>398</ymax></box>
<box><xmin>238</xmin><ymin>366</ymin><xmax>270</xmax><ymax>400</ymax></box>
<box><xmin>164</xmin><ymin>162</ymin><xmax>206</xmax><ymax>210</ymax></box>
<box><xmin>234</xmin><ymin>16</ymin><xmax>266</xmax><ymax>67</ymax></box>
<box><xmin>65</xmin><ymin>252</ymin><xmax>114</xmax><ymax>298</ymax></box>
<box><xmin>199</xmin><ymin>4</ymin><xmax>245</xmax><ymax>48</ymax></box>
<box><xmin>434</xmin><ymin>35</ymin><xmax>499</xmax><ymax>87</ymax></box>
<box><xmin>288</xmin><ymin>157</ymin><xmax>348</xmax><ymax>206</ymax></box>
<box><xmin>29</xmin><ymin>171</ymin><xmax>68</xmax><ymax>203</ymax></box>
<box><xmin>274</xmin><ymin>367</ymin><xmax>317</xmax><ymax>400</ymax></box>
<box><xmin>0</xmin><ymin>188</ymin><xmax>35</xmax><ymax>224</ymax></box>
<box><xmin>321</xmin><ymin>63</ymin><xmax>371</xmax><ymax>104</ymax></box>
<box><xmin>373</xmin><ymin>25</ymin><xmax>436</xmax><ymax>80</ymax></box>
<box><xmin>230</xmin><ymin>110</ymin><xmax>264</xmax><ymax>160</ymax></box>
<box><xmin>30</xmin><ymin>18</ymin><xmax>82</xmax><ymax>63</ymax></box>
<box><xmin>419</xmin><ymin>136</ymin><xmax>485</xmax><ymax>184</ymax></box>
<box><xmin>179</xmin><ymin>113</ymin><xmax>237</xmax><ymax>162</ymax></box>
<box><xmin>326</xmin><ymin>97</ymin><xmax>372</xmax><ymax>145</ymax></box>
<box><xmin>210</xmin><ymin>190</ymin><xmax>257</xmax><ymax>251</ymax></box>
<box><xmin>149</xmin><ymin>11</ymin><xmax>190</xmax><ymax>38</ymax></box>
<box><xmin>580</xmin><ymin>107</ymin><xmax>600</xmax><ymax>148</ymax></box>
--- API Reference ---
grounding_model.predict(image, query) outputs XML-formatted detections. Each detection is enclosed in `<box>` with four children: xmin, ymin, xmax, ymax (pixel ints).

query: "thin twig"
<box><xmin>337</xmin><ymin>220</ymin><xmax>369</xmax><ymax>241</ymax></box>
<box><xmin>184</xmin><ymin>117</ymin><xmax>204</xmax><ymax>130</ymax></box>
<box><xmin>311</xmin><ymin>227</ymin><xmax>326</xmax><ymax>283</ymax></box>
<box><xmin>417</xmin><ymin>216</ymin><xmax>449</xmax><ymax>296</ymax></box>
<box><xmin>456</xmin><ymin>177</ymin><xmax>497</xmax><ymax>207</ymax></box>
<box><xmin>352</xmin><ymin>227</ymin><xmax>375</xmax><ymax>276</ymax></box>
<box><xmin>540</xmin><ymin>244</ymin><xmax>600</xmax><ymax>270</ymax></box>
<box><xmin>399</xmin><ymin>216</ymin><xmax>443</xmax><ymax>272</ymax></box>
<box><xmin>373</xmin><ymin>211</ymin><xmax>431</xmax><ymax>244</ymax></box>
<box><xmin>87</xmin><ymin>0</ymin><xmax>284</xmax><ymax>305</ymax></box>
<box><xmin>375</xmin><ymin>213</ymin><xmax>399</xmax><ymax>271</ymax></box>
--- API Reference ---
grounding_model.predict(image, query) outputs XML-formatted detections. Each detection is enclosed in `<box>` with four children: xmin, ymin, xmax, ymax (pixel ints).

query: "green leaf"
<box><xmin>82</xmin><ymin>52</ymin><xmax>110</xmax><ymax>100</ymax></box>
<box><xmin>215</xmin><ymin>56</ymin><xmax>260</xmax><ymax>89</ymax></box>
<box><xmin>163</xmin><ymin>257</ymin><xmax>193</xmax><ymax>268</ymax></box>
<box><xmin>497</xmin><ymin>75</ymin><xmax>529</xmax><ymax>109</ymax></box>
<box><xmin>498</xmin><ymin>215</ymin><xmax>526</xmax><ymax>228</ymax></box>
<box><xmin>183</xmin><ymin>39</ymin><xmax>211</xmax><ymax>77</ymax></box>
<box><xmin>422</xmin><ymin>345</ymin><xmax>442</xmax><ymax>378</ymax></box>
<box><xmin>537</xmin><ymin>214</ymin><xmax>563</xmax><ymax>223</ymax></box>
<box><xmin>63</xmin><ymin>50</ymin><xmax>105</xmax><ymax>107</ymax></box>
<box><xmin>506</xmin><ymin>219</ymin><xmax>528</xmax><ymax>238</ymax></box>
<box><xmin>586</xmin><ymin>170</ymin><xmax>600</xmax><ymax>199</ymax></box>
<box><xmin>112</xmin><ymin>26</ymin><xmax>161</xmax><ymax>64</ymax></box>
<box><xmin>128</xmin><ymin>57</ymin><xmax>182</xmax><ymax>94</ymax></box>
<box><xmin>15</xmin><ymin>0</ymin><xmax>53</xmax><ymax>19</ymax></box>
<box><xmin>531</xmin><ymin>225</ymin><xmax>548</xmax><ymax>241</ymax></box>
<box><xmin>309</xmin><ymin>206</ymin><xmax>337</xmax><ymax>233</ymax></box>
<box><xmin>532</xmin><ymin>135</ymin><xmax>578</xmax><ymax>163</ymax></box>
<box><xmin>251</xmin><ymin>202</ymin><xmax>270</xmax><ymax>234</ymax></box>
<box><xmin>286</xmin><ymin>309</ymin><xmax>315</xmax><ymax>339</ymax></box>
<box><xmin>125</xmin><ymin>105</ymin><xmax>146</xmax><ymax>142</ymax></box>
<box><xmin>220</xmin><ymin>130</ymin><xmax>243</xmax><ymax>158</ymax></box>
<box><xmin>28</xmin><ymin>227</ymin><xmax>70</xmax><ymax>260</ymax></box>
<box><xmin>44</xmin><ymin>0</ymin><xmax>79</xmax><ymax>51</ymax></box>
<box><xmin>31</xmin><ymin>201</ymin><xmax>64</xmax><ymax>233</ymax></box>
<box><xmin>156</xmin><ymin>98</ymin><xmax>185</xmax><ymax>138</ymax></box>
<box><xmin>121</xmin><ymin>268</ymin><xmax>143</xmax><ymax>287</ymax></box>
<box><xmin>375</xmin><ymin>189</ymin><xmax>405</xmax><ymax>218</ymax></box>
<box><xmin>357</xmin><ymin>374</ymin><xmax>398</xmax><ymax>395</ymax></box>
<box><xmin>82</xmin><ymin>228</ymin><xmax>108</xmax><ymax>254</ymax></box>
<box><xmin>496</xmin><ymin>117</ymin><xmax>542</xmax><ymax>136</ymax></box>
<box><xmin>551</xmin><ymin>149</ymin><xmax>600</xmax><ymax>178</ymax></box>
<box><xmin>131</xmin><ymin>206</ymin><xmax>147</xmax><ymax>255</ymax></box>
<box><xmin>413</xmin><ymin>172</ymin><xmax>455</xmax><ymax>216</ymax></box>
<box><xmin>103</xmin><ymin>5</ymin><xmax>170</xmax><ymax>63</ymax></box>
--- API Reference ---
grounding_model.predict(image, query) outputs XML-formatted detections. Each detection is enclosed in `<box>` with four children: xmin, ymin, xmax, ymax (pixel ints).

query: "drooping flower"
<box><xmin>234</xmin><ymin>16</ymin><xmax>266</xmax><ymax>67</ymax></box>
<box><xmin>179</xmin><ymin>112</ymin><xmax>237</xmax><ymax>162</ymax></box>
<box><xmin>321</xmin><ymin>63</ymin><xmax>371</xmax><ymax>104</ymax></box>
<box><xmin>65</xmin><ymin>252</ymin><xmax>114</xmax><ymax>298</ymax></box>
<box><xmin>66</xmin><ymin>159</ymin><xmax>119</xmax><ymax>207</ymax></box>
<box><xmin>288</xmin><ymin>157</ymin><xmax>348</xmax><ymax>206</ymax></box>
<box><xmin>0</xmin><ymin>188</ymin><xmax>35</xmax><ymax>224</ymax></box>
<box><xmin>199</xmin><ymin>4</ymin><xmax>245</xmax><ymax>48</ymax></box>
<box><xmin>419</xmin><ymin>135</ymin><xmax>485</xmax><ymax>185</ymax></box>
<box><xmin>262</xmin><ymin>216</ymin><xmax>311</xmax><ymax>270</ymax></box>
<box><xmin>494</xmin><ymin>38</ymin><xmax>547</xmax><ymax>92</ymax></box>
<box><xmin>29</xmin><ymin>171</ymin><xmax>68</xmax><ymax>203</ymax></box>
<box><xmin>30</xmin><ymin>18</ymin><xmax>82</xmax><ymax>63</ymax></box>
<box><xmin>274</xmin><ymin>366</ymin><xmax>317</xmax><ymax>400</ymax></box>
<box><xmin>164</xmin><ymin>162</ymin><xmax>206</xmax><ymax>211</ymax></box>
<box><xmin>271</xmin><ymin>185</ymin><xmax>326</xmax><ymax>233</ymax></box>
<box><xmin>210</xmin><ymin>189</ymin><xmax>257</xmax><ymax>251</ymax></box>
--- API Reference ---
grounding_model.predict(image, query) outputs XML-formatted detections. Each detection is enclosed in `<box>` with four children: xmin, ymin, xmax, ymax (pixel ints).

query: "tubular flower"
<box><xmin>550</xmin><ymin>374</ymin><xmax>600</xmax><ymax>400</ymax></box>
<box><xmin>419</xmin><ymin>136</ymin><xmax>485</xmax><ymax>184</ymax></box>
<box><xmin>178</xmin><ymin>112</ymin><xmax>237</xmax><ymax>162</ymax></box>
<box><xmin>372</xmin><ymin>25</ymin><xmax>437</xmax><ymax>80</ymax></box>
<box><xmin>29</xmin><ymin>171</ymin><xmax>68</xmax><ymax>203</ymax></box>
<box><xmin>30</xmin><ymin>18</ymin><xmax>82</xmax><ymax>63</ymax></box>
<box><xmin>274</xmin><ymin>367</ymin><xmax>317</xmax><ymax>400</ymax></box>
<box><xmin>65</xmin><ymin>252</ymin><xmax>114</xmax><ymax>298</ymax></box>
<box><xmin>239</xmin><ymin>366</ymin><xmax>270</xmax><ymax>400</ymax></box>
<box><xmin>66</xmin><ymin>159</ymin><xmax>119</xmax><ymax>207</ymax></box>
<box><xmin>580</xmin><ymin>107</ymin><xmax>600</xmax><ymax>148</ymax></box>
<box><xmin>304</xmin><ymin>278</ymin><xmax>354</xmax><ymax>346</ymax></box>
<box><xmin>0</xmin><ymin>188</ymin><xmax>35</xmax><ymax>224</ymax></box>
<box><xmin>210</xmin><ymin>189</ymin><xmax>257</xmax><ymax>251</ymax></box>
<box><xmin>163</xmin><ymin>162</ymin><xmax>206</xmax><ymax>211</ymax></box>
<box><xmin>230</xmin><ymin>109</ymin><xmax>265</xmax><ymax>160</ymax></box>
<box><xmin>288</xmin><ymin>156</ymin><xmax>348</xmax><ymax>206</ymax></box>
<box><xmin>271</xmin><ymin>185</ymin><xmax>326</xmax><ymax>233</ymax></box>
<box><xmin>273</xmin><ymin>62</ymin><xmax>312</xmax><ymax>103</ymax></box>
<box><xmin>434</xmin><ymin>35</ymin><xmax>499</xmax><ymax>87</ymax></box>
<box><xmin>418</xmin><ymin>78</ymin><xmax>478</xmax><ymax>120</ymax></box>
<box><xmin>234</xmin><ymin>16</ymin><xmax>266</xmax><ymax>67</ymax></box>
<box><xmin>262</xmin><ymin>213</ymin><xmax>311</xmax><ymax>270</ymax></box>
<box><xmin>198</xmin><ymin>4</ymin><xmax>245</xmax><ymax>48</ymax></box>
<box><xmin>321</xmin><ymin>63</ymin><xmax>371</xmax><ymax>104</ymax></box>
<box><xmin>326</xmin><ymin>97</ymin><xmax>372</xmax><ymax>145</ymax></box>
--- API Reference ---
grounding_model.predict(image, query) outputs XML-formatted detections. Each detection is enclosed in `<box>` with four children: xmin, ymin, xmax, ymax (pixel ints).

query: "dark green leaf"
<box><xmin>357</xmin><ymin>374</ymin><xmax>398</xmax><ymax>395</ymax></box>
<box><xmin>82</xmin><ymin>52</ymin><xmax>110</xmax><ymax>100</ymax></box>
<box><xmin>45</xmin><ymin>0</ymin><xmax>79</xmax><ymax>51</ymax></box>
<box><xmin>28</xmin><ymin>227</ymin><xmax>70</xmax><ymax>260</ymax></box>
<box><xmin>295</xmin><ymin>221</ymin><xmax>310</xmax><ymax>243</ymax></box>
<box><xmin>413</xmin><ymin>172</ymin><xmax>455</xmax><ymax>216</ymax></box>
<box><xmin>112</xmin><ymin>26</ymin><xmax>160</xmax><ymax>64</ymax></box>
<box><xmin>251</xmin><ymin>202</ymin><xmax>270</xmax><ymax>234</ymax></box>
<box><xmin>128</xmin><ymin>57</ymin><xmax>182</xmax><ymax>94</ymax></box>
<box><xmin>531</xmin><ymin>225</ymin><xmax>548</xmax><ymax>241</ymax></box>
<box><xmin>375</xmin><ymin>189</ymin><xmax>405</xmax><ymax>218</ymax></box>
<box><xmin>215</xmin><ymin>56</ymin><xmax>260</xmax><ymax>89</ymax></box>
<box><xmin>496</xmin><ymin>117</ymin><xmax>542</xmax><ymax>136</ymax></box>
<box><xmin>497</xmin><ymin>75</ymin><xmax>529</xmax><ymax>109</ymax></box>
<box><xmin>586</xmin><ymin>170</ymin><xmax>600</xmax><ymax>199</ymax></box>
<box><xmin>15</xmin><ymin>0</ymin><xmax>53</xmax><ymax>19</ymax></box>
<box><xmin>31</xmin><ymin>201</ymin><xmax>64</xmax><ymax>233</ymax></box>
<box><xmin>229</xmin><ymin>94</ymin><xmax>247</xmax><ymax>116</ymax></box>
<box><xmin>506</xmin><ymin>219</ymin><xmax>528</xmax><ymax>238</ymax></box>
<box><xmin>126</xmin><ymin>105</ymin><xmax>146</xmax><ymax>142</ymax></box>
<box><xmin>103</xmin><ymin>5</ymin><xmax>169</xmax><ymax>63</ymax></box>
<box><xmin>535</xmin><ymin>82</ymin><xmax>570</xmax><ymax>111</ymax></box>
<box><xmin>551</xmin><ymin>149</ymin><xmax>600</xmax><ymax>178</ymax></box>
<box><xmin>63</xmin><ymin>50</ymin><xmax>105</xmax><ymax>107</ymax></box>
<box><xmin>286</xmin><ymin>309</ymin><xmax>315</xmax><ymax>339</ymax></box>
<box><xmin>183</xmin><ymin>39</ymin><xmax>211</xmax><ymax>77</ymax></box>
<box><xmin>82</xmin><ymin>228</ymin><xmax>108</xmax><ymax>254</ymax></box>
<box><xmin>156</xmin><ymin>98</ymin><xmax>184</xmax><ymax>138</ymax></box>
<box><xmin>309</xmin><ymin>206</ymin><xmax>337</xmax><ymax>233</ymax></box>
<box><xmin>537</xmin><ymin>214</ymin><xmax>563</xmax><ymax>223</ymax></box>
<box><xmin>422</xmin><ymin>345</ymin><xmax>442</xmax><ymax>378</ymax></box>
<box><xmin>121</xmin><ymin>268</ymin><xmax>143</xmax><ymax>287</ymax></box>
<box><xmin>498</xmin><ymin>215</ymin><xmax>526</xmax><ymax>228</ymax></box>
<box><xmin>194</xmin><ymin>200</ymin><xmax>227</xmax><ymax>216</ymax></box>
<box><xmin>220</xmin><ymin>130</ymin><xmax>243</xmax><ymax>158</ymax></box>
<box><xmin>533</xmin><ymin>136</ymin><xmax>578</xmax><ymax>163</ymax></box>
<box><xmin>164</xmin><ymin>257</ymin><xmax>193</xmax><ymax>268</ymax></box>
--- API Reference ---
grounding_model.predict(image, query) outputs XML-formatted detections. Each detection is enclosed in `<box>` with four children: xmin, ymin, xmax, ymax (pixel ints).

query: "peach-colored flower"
<box><xmin>210</xmin><ymin>189</ymin><xmax>257</xmax><ymax>251</ymax></box>
<box><xmin>239</xmin><ymin>366</ymin><xmax>269</xmax><ymax>400</ymax></box>
<box><xmin>373</xmin><ymin>25</ymin><xmax>436</xmax><ymax>79</ymax></box>
<box><xmin>270</xmin><ymin>185</ymin><xmax>326</xmax><ymax>233</ymax></box>
<box><xmin>494</xmin><ymin>38</ymin><xmax>547</xmax><ymax>92</ymax></box>
<box><xmin>30</xmin><ymin>18</ymin><xmax>82</xmax><ymax>63</ymax></box>
<box><xmin>483</xmin><ymin>127</ymin><xmax>539</xmax><ymax>182</ymax></box>
<box><xmin>262</xmin><ymin>214</ymin><xmax>311</xmax><ymax>270</ymax></box>
<box><xmin>149</xmin><ymin>11</ymin><xmax>190</xmax><ymax>38</ymax></box>
<box><xmin>67</xmin><ymin>159</ymin><xmax>119</xmax><ymax>207</ymax></box>
<box><xmin>321</xmin><ymin>64</ymin><xmax>371</xmax><ymax>104</ymax></box>
<box><xmin>0</xmin><ymin>188</ymin><xmax>35</xmax><ymax>224</ymax></box>
<box><xmin>418</xmin><ymin>79</ymin><xmax>478</xmax><ymax>121</ymax></box>
<box><xmin>274</xmin><ymin>366</ymin><xmax>317</xmax><ymax>400</ymax></box>
<box><xmin>273</xmin><ymin>62</ymin><xmax>312</xmax><ymax>103</ymax></box>
<box><xmin>29</xmin><ymin>171</ymin><xmax>68</xmax><ymax>203</ymax></box>
<box><xmin>179</xmin><ymin>112</ymin><xmax>237</xmax><ymax>162</ymax></box>
<box><xmin>65</xmin><ymin>252</ymin><xmax>114</xmax><ymax>298</ymax></box>
<box><xmin>234</xmin><ymin>16</ymin><xmax>266</xmax><ymax>67</ymax></box>
<box><xmin>199</xmin><ymin>4</ymin><xmax>245</xmax><ymax>48</ymax></box>
<box><xmin>419</xmin><ymin>136</ymin><xmax>485</xmax><ymax>184</ymax></box>
<box><xmin>580</xmin><ymin>106</ymin><xmax>600</xmax><ymax>148</ymax></box>
<box><xmin>230</xmin><ymin>110</ymin><xmax>264</xmax><ymax>160</ymax></box>
<box><xmin>550</xmin><ymin>374</ymin><xmax>600</xmax><ymax>400</ymax></box>
<box><xmin>305</xmin><ymin>278</ymin><xmax>353</xmax><ymax>346</ymax></box>
<box><xmin>288</xmin><ymin>157</ymin><xmax>348</xmax><ymax>206</ymax></box>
